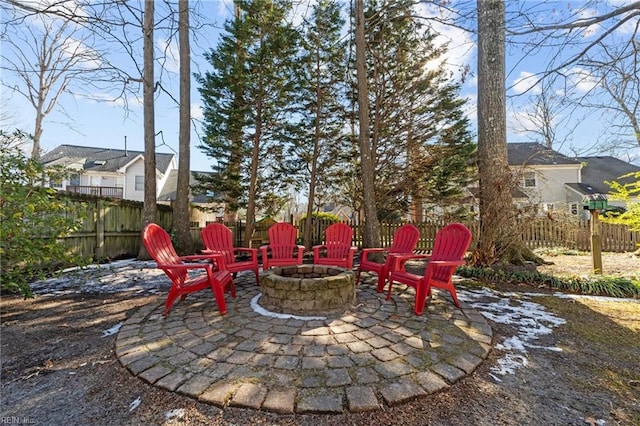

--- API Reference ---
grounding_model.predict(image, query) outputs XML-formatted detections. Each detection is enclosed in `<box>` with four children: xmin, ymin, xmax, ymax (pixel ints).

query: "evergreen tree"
<box><xmin>285</xmin><ymin>0</ymin><xmax>349</xmax><ymax>248</ymax></box>
<box><xmin>197</xmin><ymin>0</ymin><xmax>298</xmax><ymax>244</ymax></box>
<box><xmin>362</xmin><ymin>0</ymin><xmax>475</xmax><ymax>221</ymax></box>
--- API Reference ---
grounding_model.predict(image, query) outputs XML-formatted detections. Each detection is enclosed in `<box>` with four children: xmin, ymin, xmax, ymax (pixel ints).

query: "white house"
<box><xmin>40</xmin><ymin>144</ymin><xmax>177</xmax><ymax>202</ymax></box>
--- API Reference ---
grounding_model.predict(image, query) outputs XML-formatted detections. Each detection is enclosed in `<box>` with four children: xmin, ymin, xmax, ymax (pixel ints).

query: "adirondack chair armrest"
<box><xmin>201</xmin><ymin>249</ymin><xmax>223</xmax><ymax>255</ymax></box>
<box><xmin>181</xmin><ymin>253</ymin><xmax>227</xmax><ymax>269</ymax></box>
<box><xmin>312</xmin><ymin>244</ymin><xmax>326</xmax><ymax>257</ymax></box>
<box><xmin>427</xmin><ymin>259</ymin><xmax>467</xmax><ymax>268</ymax></box>
<box><xmin>159</xmin><ymin>262</ymin><xmax>213</xmax><ymax>271</ymax></box>
<box><xmin>360</xmin><ymin>247</ymin><xmax>387</xmax><ymax>263</ymax></box>
<box><xmin>234</xmin><ymin>247</ymin><xmax>258</xmax><ymax>260</ymax></box>
<box><xmin>389</xmin><ymin>254</ymin><xmax>430</xmax><ymax>272</ymax></box>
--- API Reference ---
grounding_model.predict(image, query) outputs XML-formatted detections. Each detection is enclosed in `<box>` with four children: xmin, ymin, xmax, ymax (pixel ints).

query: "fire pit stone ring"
<box><xmin>259</xmin><ymin>264</ymin><xmax>355</xmax><ymax>316</ymax></box>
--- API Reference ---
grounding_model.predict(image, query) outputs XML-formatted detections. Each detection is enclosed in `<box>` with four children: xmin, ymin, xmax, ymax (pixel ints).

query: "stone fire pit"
<box><xmin>259</xmin><ymin>264</ymin><xmax>355</xmax><ymax>315</ymax></box>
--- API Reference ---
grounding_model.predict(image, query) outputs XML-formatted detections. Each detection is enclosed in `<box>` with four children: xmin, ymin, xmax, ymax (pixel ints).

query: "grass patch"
<box><xmin>456</xmin><ymin>266</ymin><xmax>640</xmax><ymax>298</ymax></box>
<box><xmin>534</xmin><ymin>296</ymin><xmax>640</xmax><ymax>425</ymax></box>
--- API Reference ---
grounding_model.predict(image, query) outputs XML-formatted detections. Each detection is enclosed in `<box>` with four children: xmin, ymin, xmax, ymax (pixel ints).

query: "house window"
<box><xmin>570</xmin><ymin>203</ymin><xmax>578</xmax><ymax>215</ymax></box>
<box><xmin>135</xmin><ymin>175</ymin><xmax>144</xmax><ymax>191</ymax></box>
<box><xmin>51</xmin><ymin>178</ymin><xmax>62</xmax><ymax>188</ymax></box>
<box><xmin>523</xmin><ymin>172</ymin><xmax>536</xmax><ymax>188</ymax></box>
<box><xmin>69</xmin><ymin>174</ymin><xmax>80</xmax><ymax>186</ymax></box>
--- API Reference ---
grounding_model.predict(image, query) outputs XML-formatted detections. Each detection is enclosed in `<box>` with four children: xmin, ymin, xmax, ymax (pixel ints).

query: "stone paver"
<box><xmin>116</xmin><ymin>273</ymin><xmax>492</xmax><ymax>413</ymax></box>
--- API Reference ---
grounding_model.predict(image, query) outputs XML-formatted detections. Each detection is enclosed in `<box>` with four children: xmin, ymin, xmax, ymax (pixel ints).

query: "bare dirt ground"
<box><xmin>536</xmin><ymin>251</ymin><xmax>640</xmax><ymax>279</ymax></box>
<box><xmin>1</xmin><ymin>253</ymin><xmax>639</xmax><ymax>425</ymax></box>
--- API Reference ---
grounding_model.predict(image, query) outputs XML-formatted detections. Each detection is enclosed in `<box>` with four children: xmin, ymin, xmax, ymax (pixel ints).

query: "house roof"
<box><xmin>40</xmin><ymin>144</ymin><xmax>175</xmax><ymax>174</ymax></box>
<box><xmin>507</xmin><ymin>142</ymin><xmax>580</xmax><ymax>166</ymax></box>
<box><xmin>571</xmin><ymin>156</ymin><xmax>640</xmax><ymax>195</ymax></box>
<box><xmin>158</xmin><ymin>170</ymin><xmax>217</xmax><ymax>203</ymax></box>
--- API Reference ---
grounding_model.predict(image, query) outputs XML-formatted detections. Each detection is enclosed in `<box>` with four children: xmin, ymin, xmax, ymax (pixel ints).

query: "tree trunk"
<box><xmin>354</xmin><ymin>0</ymin><xmax>380</xmax><ymax>248</ymax></box>
<box><xmin>172</xmin><ymin>0</ymin><xmax>194</xmax><ymax>255</ymax></box>
<box><xmin>138</xmin><ymin>0</ymin><xmax>156</xmax><ymax>260</ymax></box>
<box><xmin>32</xmin><ymin>110</ymin><xmax>44</xmax><ymax>159</ymax></box>
<box><xmin>475</xmin><ymin>0</ymin><xmax>541</xmax><ymax>266</ymax></box>
<box><xmin>303</xmin><ymin>66</ymin><xmax>322</xmax><ymax>250</ymax></box>
<box><xmin>244</xmin><ymin>102</ymin><xmax>261</xmax><ymax>248</ymax></box>
<box><xmin>475</xmin><ymin>0</ymin><xmax>515</xmax><ymax>265</ymax></box>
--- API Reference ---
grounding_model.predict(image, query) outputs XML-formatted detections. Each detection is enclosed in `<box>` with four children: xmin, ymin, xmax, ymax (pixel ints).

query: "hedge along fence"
<box><xmin>55</xmin><ymin>196</ymin><xmax>639</xmax><ymax>261</ymax></box>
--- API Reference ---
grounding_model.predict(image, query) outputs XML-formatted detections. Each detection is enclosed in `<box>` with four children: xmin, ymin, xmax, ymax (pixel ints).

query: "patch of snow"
<box><xmin>129</xmin><ymin>396</ymin><xmax>141</xmax><ymax>412</ymax></box>
<box><xmin>165</xmin><ymin>408</ymin><xmax>185</xmax><ymax>420</ymax></box>
<box><xmin>30</xmin><ymin>260</ymin><xmax>170</xmax><ymax>296</ymax></box>
<box><xmin>553</xmin><ymin>293</ymin><xmax>640</xmax><ymax>303</ymax></box>
<box><xmin>250</xmin><ymin>294</ymin><xmax>327</xmax><ymax>321</ymax></box>
<box><xmin>459</xmin><ymin>287</ymin><xmax>566</xmax><ymax>377</ymax></box>
<box><xmin>102</xmin><ymin>322</ymin><xmax>123</xmax><ymax>337</ymax></box>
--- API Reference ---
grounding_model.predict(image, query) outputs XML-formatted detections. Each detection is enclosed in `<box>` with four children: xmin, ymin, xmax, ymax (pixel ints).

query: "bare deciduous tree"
<box><xmin>0</xmin><ymin>10</ymin><xmax>115</xmax><ymax>158</ymax></box>
<box><xmin>576</xmin><ymin>30</ymin><xmax>640</xmax><ymax>157</ymax></box>
<box><xmin>171</xmin><ymin>0</ymin><xmax>194</xmax><ymax>254</ymax></box>
<box><xmin>139</xmin><ymin>0</ymin><xmax>156</xmax><ymax>259</ymax></box>
<box><xmin>509</xmin><ymin>78</ymin><xmax>578</xmax><ymax>150</ymax></box>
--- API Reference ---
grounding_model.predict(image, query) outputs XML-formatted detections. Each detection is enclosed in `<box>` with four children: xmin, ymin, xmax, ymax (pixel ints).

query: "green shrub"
<box><xmin>0</xmin><ymin>131</ymin><xmax>88</xmax><ymax>297</ymax></box>
<box><xmin>300</xmin><ymin>211</ymin><xmax>342</xmax><ymax>223</ymax></box>
<box><xmin>456</xmin><ymin>265</ymin><xmax>640</xmax><ymax>298</ymax></box>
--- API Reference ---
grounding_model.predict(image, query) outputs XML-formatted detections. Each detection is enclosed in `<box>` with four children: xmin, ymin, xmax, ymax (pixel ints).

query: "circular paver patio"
<box><xmin>115</xmin><ymin>273</ymin><xmax>492</xmax><ymax>414</ymax></box>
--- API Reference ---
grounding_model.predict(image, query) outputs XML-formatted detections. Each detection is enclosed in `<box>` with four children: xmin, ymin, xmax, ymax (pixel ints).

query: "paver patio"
<box><xmin>115</xmin><ymin>273</ymin><xmax>492</xmax><ymax>413</ymax></box>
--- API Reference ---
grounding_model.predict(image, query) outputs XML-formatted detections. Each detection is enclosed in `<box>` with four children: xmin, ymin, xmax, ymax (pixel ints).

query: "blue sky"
<box><xmin>1</xmin><ymin>0</ymin><xmax>638</xmax><ymax>171</ymax></box>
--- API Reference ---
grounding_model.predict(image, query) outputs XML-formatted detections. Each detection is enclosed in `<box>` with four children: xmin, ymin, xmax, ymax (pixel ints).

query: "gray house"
<box><xmin>507</xmin><ymin>142</ymin><xmax>639</xmax><ymax>219</ymax></box>
<box><xmin>568</xmin><ymin>156</ymin><xmax>640</xmax><ymax>219</ymax></box>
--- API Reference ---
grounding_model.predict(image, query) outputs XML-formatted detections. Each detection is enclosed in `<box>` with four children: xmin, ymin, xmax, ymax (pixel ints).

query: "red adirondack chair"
<box><xmin>201</xmin><ymin>223</ymin><xmax>260</xmax><ymax>285</ymax></box>
<box><xmin>259</xmin><ymin>222</ymin><xmax>305</xmax><ymax>270</ymax></box>
<box><xmin>312</xmin><ymin>223</ymin><xmax>357</xmax><ymax>269</ymax></box>
<box><xmin>356</xmin><ymin>224</ymin><xmax>420</xmax><ymax>293</ymax></box>
<box><xmin>387</xmin><ymin>223</ymin><xmax>472</xmax><ymax>315</ymax></box>
<box><xmin>142</xmin><ymin>223</ymin><xmax>235</xmax><ymax>316</ymax></box>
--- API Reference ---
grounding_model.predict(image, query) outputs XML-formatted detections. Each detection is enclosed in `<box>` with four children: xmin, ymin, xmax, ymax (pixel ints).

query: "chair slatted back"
<box><xmin>324</xmin><ymin>223</ymin><xmax>354</xmax><ymax>258</ymax></box>
<box><xmin>268</xmin><ymin>223</ymin><xmax>298</xmax><ymax>258</ymax></box>
<box><xmin>201</xmin><ymin>223</ymin><xmax>235</xmax><ymax>265</ymax></box>
<box><xmin>142</xmin><ymin>223</ymin><xmax>187</xmax><ymax>285</ymax></box>
<box><xmin>388</xmin><ymin>224</ymin><xmax>420</xmax><ymax>254</ymax></box>
<box><xmin>430</xmin><ymin>223</ymin><xmax>472</xmax><ymax>281</ymax></box>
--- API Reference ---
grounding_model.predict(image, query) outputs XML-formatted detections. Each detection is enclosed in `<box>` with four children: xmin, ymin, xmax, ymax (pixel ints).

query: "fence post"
<box><xmin>96</xmin><ymin>199</ymin><xmax>105</xmax><ymax>259</ymax></box>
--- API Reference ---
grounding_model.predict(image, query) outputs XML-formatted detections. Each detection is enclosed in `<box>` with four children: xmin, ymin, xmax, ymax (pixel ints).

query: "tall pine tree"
<box><xmin>284</xmin><ymin>0</ymin><xmax>349</xmax><ymax>248</ymax></box>
<box><xmin>361</xmin><ymin>0</ymin><xmax>475</xmax><ymax>221</ymax></box>
<box><xmin>197</xmin><ymin>0</ymin><xmax>298</xmax><ymax>244</ymax></box>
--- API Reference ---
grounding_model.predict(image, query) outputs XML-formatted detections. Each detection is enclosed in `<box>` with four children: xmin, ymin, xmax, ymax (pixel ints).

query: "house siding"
<box><xmin>516</xmin><ymin>164</ymin><xmax>581</xmax><ymax>212</ymax></box>
<box><xmin>124</xmin><ymin>159</ymin><xmax>146</xmax><ymax>201</ymax></box>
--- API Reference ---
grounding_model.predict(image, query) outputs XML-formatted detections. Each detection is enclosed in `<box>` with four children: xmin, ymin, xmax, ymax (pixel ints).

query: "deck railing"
<box><xmin>66</xmin><ymin>185</ymin><xmax>123</xmax><ymax>199</ymax></box>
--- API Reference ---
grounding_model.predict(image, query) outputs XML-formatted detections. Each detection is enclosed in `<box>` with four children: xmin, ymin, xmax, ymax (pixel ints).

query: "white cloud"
<box><xmin>576</xmin><ymin>8</ymin><xmax>601</xmax><ymax>38</ymax></box>
<box><xmin>415</xmin><ymin>3</ymin><xmax>475</xmax><ymax>81</ymax></box>
<box><xmin>512</xmin><ymin>71</ymin><xmax>541</xmax><ymax>95</ymax></box>
<box><xmin>61</xmin><ymin>37</ymin><xmax>102</xmax><ymax>69</ymax></box>
<box><xmin>191</xmin><ymin>103</ymin><xmax>203</xmax><ymax>120</ymax></box>
<box><xmin>157</xmin><ymin>38</ymin><xmax>180</xmax><ymax>75</ymax></box>
<box><xmin>566</xmin><ymin>67</ymin><xmax>599</xmax><ymax>93</ymax></box>
<box><xmin>508</xmin><ymin>108</ymin><xmax>536</xmax><ymax>135</ymax></box>
<box><xmin>19</xmin><ymin>0</ymin><xmax>86</xmax><ymax>16</ymax></box>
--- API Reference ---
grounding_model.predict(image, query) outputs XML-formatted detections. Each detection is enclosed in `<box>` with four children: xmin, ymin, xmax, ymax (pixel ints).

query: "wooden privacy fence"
<box><xmin>58</xmin><ymin>197</ymin><xmax>639</xmax><ymax>260</ymax></box>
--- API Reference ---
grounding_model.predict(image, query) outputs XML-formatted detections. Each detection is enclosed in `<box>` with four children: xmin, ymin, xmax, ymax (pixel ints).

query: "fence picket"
<box><xmin>54</xmin><ymin>195</ymin><xmax>638</xmax><ymax>259</ymax></box>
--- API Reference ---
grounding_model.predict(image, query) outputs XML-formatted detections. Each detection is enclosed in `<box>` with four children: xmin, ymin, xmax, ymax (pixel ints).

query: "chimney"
<box><xmin>124</xmin><ymin>136</ymin><xmax>128</xmax><ymax>156</ymax></box>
